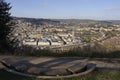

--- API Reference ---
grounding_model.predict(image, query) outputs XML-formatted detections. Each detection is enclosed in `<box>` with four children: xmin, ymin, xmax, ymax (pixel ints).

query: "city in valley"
<box><xmin>9</xmin><ymin>17</ymin><xmax>120</xmax><ymax>52</ymax></box>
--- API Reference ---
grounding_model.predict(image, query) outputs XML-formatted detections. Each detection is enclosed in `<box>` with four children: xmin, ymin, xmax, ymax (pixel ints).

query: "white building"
<box><xmin>23</xmin><ymin>39</ymin><xmax>37</xmax><ymax>46</ymax></box>
<box><xmin>51</xmin><ymin>41</ymin><xmax>63</xmax><ymax>46</ymax></box>
<box><xmin>38</xmin><ymin>39</ymin><xmax>50</xmax><ymax>46</ymax></box>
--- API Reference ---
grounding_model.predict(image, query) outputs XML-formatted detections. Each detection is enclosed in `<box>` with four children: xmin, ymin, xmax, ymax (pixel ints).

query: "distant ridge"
<box><xmin>13</xmin><ymin>17</ymin><xmax>60</xmax><ymax>25</ymax></box>
<box><xmin>13</xmin><ymin>17</ymin><xmax>120</xmax><ymax>25</ymax></box>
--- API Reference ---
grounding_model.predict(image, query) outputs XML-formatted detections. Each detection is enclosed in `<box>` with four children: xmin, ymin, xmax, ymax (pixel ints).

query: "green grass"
<box><xmin>0</xmin><ymin>69</ymin><xmax>120</xmax><ymax>80</ymax></box>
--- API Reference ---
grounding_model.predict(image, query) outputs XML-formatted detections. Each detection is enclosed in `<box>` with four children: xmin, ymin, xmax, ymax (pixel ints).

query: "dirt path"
<box><xmin>0</xmin><ymin>55</ymin><xmax>120</xmax><ymax>70</ymax></box>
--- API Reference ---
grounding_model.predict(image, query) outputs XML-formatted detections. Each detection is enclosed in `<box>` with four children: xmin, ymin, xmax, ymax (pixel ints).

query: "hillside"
<box><xmin>13</xmin><ymin>17</ymin><xmax>118</xmax><ymax>26</ymax></box>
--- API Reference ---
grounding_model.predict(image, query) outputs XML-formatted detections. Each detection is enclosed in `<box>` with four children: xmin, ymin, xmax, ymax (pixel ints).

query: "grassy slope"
<box><xmin>0</xmin><ymin>69</ymin><xmax>120</xmax><ymax>80</ymax></box>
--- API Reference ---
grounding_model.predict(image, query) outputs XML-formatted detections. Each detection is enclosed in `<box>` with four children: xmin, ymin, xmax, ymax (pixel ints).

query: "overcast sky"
<box><xmin>6</xmin><ymin>0</ymin><xmax>120</xmax><ymax>20</ymax></box>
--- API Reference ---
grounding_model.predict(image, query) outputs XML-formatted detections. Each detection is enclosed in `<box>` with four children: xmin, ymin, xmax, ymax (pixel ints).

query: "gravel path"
<box><xmin>0</xmin><ymin>55</ymin><xmax>120</xmax><ymax>70</ymax></box>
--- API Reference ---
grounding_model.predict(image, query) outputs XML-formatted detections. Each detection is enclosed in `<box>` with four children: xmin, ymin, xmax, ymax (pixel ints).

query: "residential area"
<box><xmin>9</xmin><ymin>17</ymin><xmax>120</xmax><ymax>51</ymax></box>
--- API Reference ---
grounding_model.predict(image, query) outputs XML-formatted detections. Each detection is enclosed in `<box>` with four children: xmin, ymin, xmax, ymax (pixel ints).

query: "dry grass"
<box><xmin>0</xmin><ymin>69</ymin><xmax>120</xmax><ymax>80</ymax></box>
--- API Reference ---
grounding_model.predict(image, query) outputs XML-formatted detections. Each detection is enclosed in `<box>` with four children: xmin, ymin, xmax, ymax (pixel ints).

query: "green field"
<box><xmin>0</xmin><ymin>69</ymin><xmax>120</xmax><ymax>80</ymax></box>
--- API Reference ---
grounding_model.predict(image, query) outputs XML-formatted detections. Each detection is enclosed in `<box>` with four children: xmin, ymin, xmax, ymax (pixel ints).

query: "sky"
<box><xmin>5</xmin><ymin>0</ymin><xmax>120</xmax><ymax>20</ymax></box>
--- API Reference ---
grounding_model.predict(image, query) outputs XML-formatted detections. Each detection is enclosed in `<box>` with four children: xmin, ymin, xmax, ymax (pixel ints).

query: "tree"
<box><xmin>0</xmin><ymin>0</ymin><xmax>12</xmax><ymax>51</ymax></box>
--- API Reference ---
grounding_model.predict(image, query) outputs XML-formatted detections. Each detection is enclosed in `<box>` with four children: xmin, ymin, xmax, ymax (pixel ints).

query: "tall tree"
<box><xmin>0</xmin><ymin>0</ymin><xmax>12</xmax><ymax>51</ymax></box>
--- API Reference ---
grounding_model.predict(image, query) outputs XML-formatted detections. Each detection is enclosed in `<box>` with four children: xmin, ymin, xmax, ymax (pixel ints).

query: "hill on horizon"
<box><xmin>13</xmin><ymin>17</ymin><xmax>120</xmax><ymax>26</ymax></box>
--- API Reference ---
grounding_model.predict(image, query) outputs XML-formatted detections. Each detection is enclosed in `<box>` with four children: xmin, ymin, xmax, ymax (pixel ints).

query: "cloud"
<box><xmin>106</xmin><ymin>7</ymin><xmax>120</xmax><ymax>11</ymax></box>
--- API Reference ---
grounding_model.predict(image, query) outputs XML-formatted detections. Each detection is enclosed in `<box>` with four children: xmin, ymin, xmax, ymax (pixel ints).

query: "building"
<box><xmin>23</xmin><ymin>38</ymin><xmax>37</xmax><ymax>46</ymax></box>
<box><xmin>38</xmin><ymin>39</ymin><xmax>50</xmax><ymax>46</ymax></box>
